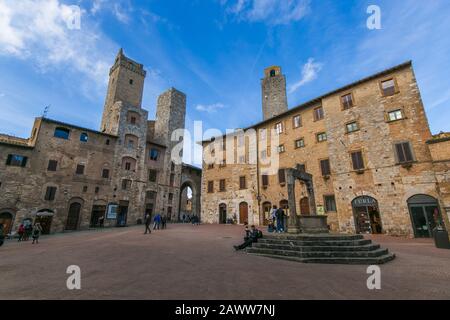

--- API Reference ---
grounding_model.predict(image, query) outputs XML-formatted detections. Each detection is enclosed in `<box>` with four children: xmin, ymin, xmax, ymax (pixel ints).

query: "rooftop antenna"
<box><xmin>42</xmin><ymin>105</ymin><xmax>50</xmax><ymax>118</ymax></box>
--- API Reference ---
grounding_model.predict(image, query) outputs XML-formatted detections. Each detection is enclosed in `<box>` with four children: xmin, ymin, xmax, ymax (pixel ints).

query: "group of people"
<box><xmin>0</xmin><ymin>222</ymin><xmax>42</xmax><ymax>247</ymax></box>
<box><xmin>181</xmin><ymin>214</ymin><xmax>200</xmax><ymax>225</ymax></box>
<box><xmin>268</xmin><ymin>205</ymin><xmax>286</xmax><ymax>233</ymax></box>
<box><xmin>144</xmin><ymin>213</ymin><xmax>167</xmax><ymax>234</ymax></box>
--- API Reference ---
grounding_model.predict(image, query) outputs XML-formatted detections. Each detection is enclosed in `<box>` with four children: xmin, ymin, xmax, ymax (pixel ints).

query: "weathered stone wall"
<box><xmin>261</xmin><ymin>66</ymin><xmax>288</xmax><ymax>121</ymax></box>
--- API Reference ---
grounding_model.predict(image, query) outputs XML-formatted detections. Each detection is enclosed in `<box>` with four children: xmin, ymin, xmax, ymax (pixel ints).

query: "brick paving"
<box><xmin>1</xmin><ymin>224</ymin><xmax>449</xmax><ymax>299</ymax></box>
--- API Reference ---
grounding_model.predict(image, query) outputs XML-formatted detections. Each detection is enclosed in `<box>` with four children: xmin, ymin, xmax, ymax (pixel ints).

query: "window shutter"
<box><xmin>396</xmin><ymin>143</ymin><xmax>406</xmax><ymax>163</ymax></box>
<box><xmin>403</xmin><ymin>142</ymin><xmax>413</xmax><ymax>162</ymax></box>
<box><xmin>278</xmin><ymin>169</ymin><xmax>285</xmax><ymax>183</ymax></box>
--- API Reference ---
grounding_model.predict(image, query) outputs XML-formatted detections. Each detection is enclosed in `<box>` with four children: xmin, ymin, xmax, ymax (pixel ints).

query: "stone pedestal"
<box><xmin>299</xmin><ymin>215</ymin><xmax>329</xmax><ymax>234</ymax></box>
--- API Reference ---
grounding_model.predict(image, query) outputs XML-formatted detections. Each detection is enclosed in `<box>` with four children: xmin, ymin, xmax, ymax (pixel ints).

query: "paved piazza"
<box><xmin>1</xmin><ymin>224</ymin><xmax>450</xmax><ymax>300</ymax></box>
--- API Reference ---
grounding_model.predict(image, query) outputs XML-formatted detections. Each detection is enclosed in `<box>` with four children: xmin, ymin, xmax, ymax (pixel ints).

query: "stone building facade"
<box><xmin>0</xmin><ymin>49</ymin><xmax>201</xmax><ymax>235</ymax></box>
<box><xmin>201</xmin><ymin>61</ymin><xmax>450</xmax><ymax>238</ymax></box>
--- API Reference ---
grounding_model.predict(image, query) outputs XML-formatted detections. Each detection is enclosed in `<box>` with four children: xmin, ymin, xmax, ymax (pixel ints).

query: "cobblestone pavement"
<box><xmin>1</xmin><ymin>224</ymin><xmax>449</xmax><ymax>299</ymax></box>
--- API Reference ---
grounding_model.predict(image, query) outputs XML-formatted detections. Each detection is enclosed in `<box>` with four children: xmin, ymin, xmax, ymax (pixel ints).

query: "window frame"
<box><xmin>379</xmin><ymin>77</ymin><xmax>399</xmax><ymax>97</ymax></box>
<box><xmin>6</xmin><ymin>154</ymin><xmax>28</xmax><ymax>167</ymax></box>
<box><xmin>350</xmin><ymin>150</ymin><xmax>365</xmax><ymax>171</ymax></box>
<box><xmin>387</xmin><ymin>109</ymin><xmax>405</xmax><ymax>122</ymax></box>
<box><xmin>340</xmin><ymin>92</ymin><xmax>355</xmax><ymax>110</ymax></box>
<box><xmin>219</xmin><ymin>179</ymin><xmax>226</xmax><ymax>192</ymax></box>
<box><xmin>294</xmin><ymin>138</ymin><xmax>305</xmax><ymax>149</ymax></box>
<box><xmin>394</xmin><ymin>141</ymin><xmax>415</xmax><ymax>164</ymax></box>
<box><xmin>320</xmin><ymin>158</ymin><xmax>331</xmax><ymax>176</ymax></box>
<box><xmin>346</xmin><ymin>121</ymin><xmax>360</xmax><ymax>134</ymax></box>
<box><xmin>292</xmin><ymin>114</ymin><xmax>302</xmax><ymax>128</ymax></box>
<box><xmin>207</xmin><ymin>181</ymin><xmax>214</xmax><ymax>193</ymax></box>
<box><xmin>324</xmin><ymin>195</ymin><xmax>337</xmax><ymax>212</ymax></box>
<box><xmin>274</xmin><ymin>122</ymin><xmax>283</xmax><ymax>135</ymax></box>
<box><xmin>239</xmin><ymin>176</ymin><xmax>247</xmax><ymax>190</ymax></box>
<box><xmin>316</xmin><ymin>132</ymin><xmax>327</xmax><ymax>143</ymax></box>
<box><xmin>44</xmin><ymin>186</ymin><xmax>57</xmax><ymax>201</ymax></box>
<box><xmin>313</xmin><ymin>106</ymin><xmax>324</xmax><ymax>121</ymax></box>
<box><xmin>47</xmin><ymin>160</ymin><xmax>58</xmax><ymax>172</ymax></box>
<box><xmin>54</xmin><ymin>127</ymin><xmax>70</xmax><ymax>140</ymax></box>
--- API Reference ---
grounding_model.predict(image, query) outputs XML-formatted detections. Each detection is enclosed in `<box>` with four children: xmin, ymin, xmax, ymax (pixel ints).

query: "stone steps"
<box><xmin>245</xmin><ymin>233</ymin><xmax>395</xmax><ymax>265</ymax></box>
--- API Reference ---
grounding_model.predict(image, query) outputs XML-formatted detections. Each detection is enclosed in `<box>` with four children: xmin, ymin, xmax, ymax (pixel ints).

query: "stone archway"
<box><xmin>180</xmin><ymin>164</ymin><xmax>201</xmax><ymax>222</ymax></box>
<box><xmin>407</xmin><ymin>194</ymin><xmax>443</xmax><ymax>238</ymax></box>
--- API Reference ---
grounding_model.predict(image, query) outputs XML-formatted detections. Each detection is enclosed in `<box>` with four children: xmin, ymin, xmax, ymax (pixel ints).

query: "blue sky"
<box><xmin>1</xmin><ymin>0</ymin><xmax>450</xmax><ymax>165</ymax></box>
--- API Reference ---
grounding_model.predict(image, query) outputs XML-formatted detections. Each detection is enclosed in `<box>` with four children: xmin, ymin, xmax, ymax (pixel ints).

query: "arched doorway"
<box><xmin>0</xmin><ymin>212</ymin><xmax>14</xmax><ymax>235</ymax></box>
<box><xmin>352</xmin><ymin>196</ymin><xmax>382</xmax><ymax>234</ymax></box>
<box><xmin>66</xmin><ymin>202</ymin><xmax>81</xmax><ymax>230</ymax></box>
<box><xmin>279</xmin><ymin>200</ymin><xmax>289</xmax><ymax>216</ymax></box>
<box><xmin>262</xmin><ymin>202</ymin><xmax>272</xmax><ymax>225</ymax></box>
<box><xmin>179</xmin><ymin>182</ymin><xmax>194</xmax><ymax>222</ymax></box>
<box><xmin>35</xmin><ymin>209</ymin><xmax>54</xmax><ymax>234</ymax></box>
<box><xmin>239</xmin><ymin>202</ymin><xmax>248</xmax><ymax>224</ymax></box>
<box><xmin>219</xmin><ymin>204</ymin><xmax>227</xmax><ymax>224</ymax></box>
<box><xmin>408</xmin><ymin>194</ymin><xmax>443</xmax><ymax>238</ymax></box>
<box><xmin>300</xmin><ymin>197</ymin><xmax>310</xmax><ymax>215</ymax></box>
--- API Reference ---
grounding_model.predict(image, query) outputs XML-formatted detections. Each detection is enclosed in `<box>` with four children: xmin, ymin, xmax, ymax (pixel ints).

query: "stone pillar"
<box><xmin>306</xmin><ymin>180</ymin><xmax>317</xmax><ymax>215</ymax></box>
<box><xmin>286</xmin><ymin>169</ymin><xmax>300</xmax><ymax>233</ymax></box>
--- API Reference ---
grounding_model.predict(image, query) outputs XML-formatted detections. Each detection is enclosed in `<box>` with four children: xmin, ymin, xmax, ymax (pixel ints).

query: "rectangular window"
<box><xmin>219</xmin><ymin>179</ymin><xmax>226</xmax><ymax>192</ymax></box>
<box><xmin>395</xmin><ymin>142</ymin><xmax>414</xmax><ymax>163</ymax></box>
<box><xmin>381</xmin><ymin>79</ymin><xmax>396</xmax><ymax>96</ymax></box>
<box><xmin>346</xmin><ymin>121</ymin><xmax>359</xmax><ymax>133</ymax></box>
<box><xmin>170</xmin><ymin>174</ymin><xmax>175</xmax><ymax>186</ymax></box>
<box><xmin>317</xmin><ymin>132</ymin><xmax>327</xmax><ymax>142</ymax></box>
<box><xmin>388</xmin><ymin>109</ymin><xmax>404</xmax><ymax>121</ymax></box>
<box><xmin>351</xmin><ymin>151</ymin><xmax>365</xmax><ymax>170</ymax></box>
<box><xmin>148</xmin><ymin>169</ymin><xmax>157</xmax><ymax>182</ymax></box>
<box><xmin>278</xmin><ymin>169</ymin><xmax>286</xmax><ymax>184</ymax></box>
<box><xmin>207</xmin><ymin>181</ymin><xmax>214</xmax><ymax>193</ymax></box>
<box><xmin>95</xmin><ymin>187</ymin><xmax>100</xmax><ymax>194</ymax></box>
<box><xmin>76</xmin><ymin>164</ymin><xmax>85</xmax><ymax>175</ymax></box>
<box><xmin>6</xmin><ymin>154</ymin><xmax>28</xmax><ymax>167</ymax></box>
<box><xmin>47</xmin><ymin>160</ymin><xmax>58</xmax><ymax>171</ymax></box>
<box><xmin>341</xmin><ymin>93</ymin><xmax>354</xmax><ymax>110</ymax></box>
<box><xmin>262</xmin><ymin>174</ymin><xmax>269</xmax><ymax>187</ymax></box>
<box><xmin>122</xmin><ymin>179</ymin><xmax>132</xmax><ymax>190</ymax></box>
<box><xmin>102</xmin><ymin>169</ymin><xmax>110</xmax><ymax>179</ymax></box>
<box><xmin>277</xmin><ymin>144</ymin><xmax>285</xmax><ymax>153</ymax></box>
<box><xmin>44</xmin><ymin>186</ymin><xmax>57</xmax><ymax>201</ymax></box>
<box><xmin>293</xmin><ymin>115</ymin><xmax>301</xmax><ymax>128</ymax></box>
<box><xmin>149</xmin><ymin>148</ymin><xmax>159</xmax><ymax>161</ymax></box>
<box><xmin>320</xmin><ymin>159</ymin><xmax>331</xmax><ymax>176</ymax></box>
<box><xmin>239</xmin><ymin>176</ymin><xmax>247</xmax><ymax>189</ymax></box>
<box><xmin>295</xmin><ymin>138</ymin><xmax>305</xmax><ymax>149</ymax></box>
<box><xmin>324</xmin><ymin>195</ymin><xmax>337</xmax><ymax>212</ymax></box>
<box><xmin>125</xmin><ymin>162</ymin><xmax>131</xmax><ymax>171</ymax></box>
<box><xmin>168</xmin><ymin>193</ymin><xmax>173</xmax><ymax>204</ymax></box>
<box><xmin>275</xmin><ymin>122</ymin><xmax>283</xmax><ymax>134</ymax></box>
<box><xmin>146</xmin><ymin>191</ymin><xmax>156</xmax><ymax>200</ymax></box>
<box><xmin>313</xmin><ymin>106</ymin><xmax>324</xmax><ymax>121</ymax></box>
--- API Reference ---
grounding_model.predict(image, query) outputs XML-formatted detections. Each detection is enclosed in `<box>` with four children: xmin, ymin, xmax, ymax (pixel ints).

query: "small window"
<box><xmin>275</xmin><ymin>122</ymin><xmax>283</xmax><ymax>134</ymax></box>
<box><xmin>207</xmin><ymin>181</ymin><xmax>214</xmax><ymax>193</ymax></box>
<box><xmin>76</xmin><ymin>164</ymin><xmax>85</xmax><ymax>175</ymax></box>
<box><xmin>277</xmin><ymin>144</ymin><xmax>285</xmax><ymax>153</ymax></box>
<box><xmin>44</xmin><ymin>186</ymin><xmax>57</xmax><ymax>201</ymax></box>
<box><xmin>239</xmin><ymin>176</ymin><xmax>247</xmax><ymax>189</ymax></box>
<box><xmin>346</xmin><ymin>122</ymin><xmax>359</xmax><ymax>133</ymax></box>
<box><xmin>102</xmin><ymin>169</ymin><xmax>110</xmax><ymax>179</ymax></box>
<box><xmin>106</xmin><ymin>139</ymin><xmax>110</xmax><ymax>145</ymax></box>
<box><xmin>317</xmin><ymin>132</ymin><xmax>327</xmax><ymax>142</ymax></box>
<box><xmin>219</xmin><ymin>179</ymin><xmax>226</xmax><ymax>192</ymax></box>
<box><xmin>320</xmin><ymin>159</ymin><xmax>331</xmax><ymax>176</ymax></box>
<box><xmin>168</xmin><ymin>193</ymin><xmax>174</xmax><ymax>204</ymax></box>
<box><xmin>54</xmin><ymin>127</ymin><xmax>70</xmax><ymax>140</ymax></box>
<box><xmin>150</xmin><ymin>149</ymin><xmax>159</xmax><ymax>161</ymax></box>
<box><xmin>381</xmin><ymin>79</ymin><xmax>396</xmax><ymax>96</ymax></box>
<box><xmin>341</xmin><ymin>93</ymin><xmax>354</xmax><ymax>110</ymax></box>
<box><xmin>295</xmin><ymin>138</ymin><xmax>305</xmax><ymax>149</ymax></box>
<box><xmin>293</xmin><ymin>115</ymin><xmax>301</xmax><ymax>128</ymax></box>
<box><xmin>95</xmin><ymin>187</ymin><xmax>100</xmax><ymax>194</ymax></box>
<box><xmin>278</xmin><ymin>169</ymin><xmax>286</xmax><ymax>184</ymax></box>
<box><xmin>148</xmin><ymin>169</ymin><xmax>157</xmax><ymax>182</ymax></box>
<box><xmin>395</xmin><ymin>142</ymin><xmax>414</xmax><ymax>163</ymax></box>
<box><xmin>262</xmin><ymin>174</ymin><xmax>269</xmax><ymax>187</ymax></box>
<box><xmin>47</xmin><ymin>160</ymin><xmax>58</xmax><ymax>171</ymax></box>
<box><xmin>313</xmin><ymin>106</ymin><xmax>324</xmax><ymax>121</ymax></box>
<box><xmin>324</xmin><ymin>195</ymin><xmax>337</xmax><ymax>212</ymax></box>
<box><xmin>80</xmin><ymin>132</ymin><xmax>88</xmax><ymax>142</ymax></box>
<box><xmin>351</xmin><ymin>151</ymin><xmax>365</xmax><ymax>170</ymax></box>
<box><xmin>130</xmin><ymin>117</ymin><xmax>136</xmax><ymax>125</ymax></box>
<box><xmin>129</xmin><ymin>79</ymin><xmax>134</xmax><ymax>85</ymax></box>
<box><xmin>82</xmin><ymin>186</ymin><xmax>88</xmax><ymax>193</ymax></box>
<box><xmin>146</xmin><ymin>191</ymin><xmax>156</xmax><ymax>200</ymax></box>
<box><xmin>122</xmin><ymin>179</ymin><xmax>132</xmax><ymax>190</ymax></box>
<box><xmin>270</xmin><ymin>69</ymin><xmax>276</xmax><ymax>77</ymax></box>
<box><xmin>169</xmin><ymin>174</ymin><xmax>175</xmax><ymax>186</ymax></box>
<box><xmin>6</xmin><ymin>154</ymin><xmax>28</xmax><ymax>167</ymax></box>
<box><xmin>388</xmin><ymin>109</ymin><xmax>404</xmax><ymax>121</ymax></box>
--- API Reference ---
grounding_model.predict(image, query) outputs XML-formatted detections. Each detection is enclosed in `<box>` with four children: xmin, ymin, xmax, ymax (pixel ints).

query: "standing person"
<box><xmin>17</xmin><ymin>224</ymin><xmax>25</xmax><ymax>242</ymax></box>
<box><xmin>276</xmin><ymin>207</ymin><xmax>285</xmax><ymax>233</ymax></box>
<box><xmin>153</xmin><ymin>213</ymin><xmax>161</xmax><ymax>230</ymax></box>
<box><xmin>24</xmin><ymin>222</ymin><xmax>32</xmax><ymax>241</ymax></box>
<box><xmin>0</xmin><ymin>224</ymin><xmax>5</xmax><ymax>247</ymax></box>
<box><xmin>161</xmin><ymin>215</ymin><xmax>167</xmax><ymax>229</ymax></box>
<box><xmin>270</xmin><ymin>205</ymin><xmax>277</xmax><ymax>225</ymax></box>
<box><xmin>31</xmin><ymin>223</ymin><xmax>42</xmax><ymax>244</ymax></box>
<box><xmin>144</xmin><ymin>214</ymin><xmax>152</xmax><ymax>234</ymax></box>
<box><xmin>98</xmin><ymin>215</ymin><xmax>105</xmax><ymax>228</ymax></box>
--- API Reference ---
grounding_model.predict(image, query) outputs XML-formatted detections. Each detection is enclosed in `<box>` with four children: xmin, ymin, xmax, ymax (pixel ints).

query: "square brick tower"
<box><xmin>261</xmin><ymin>66</ymin><xmax>288</xmax><ymax>120</ymax></box>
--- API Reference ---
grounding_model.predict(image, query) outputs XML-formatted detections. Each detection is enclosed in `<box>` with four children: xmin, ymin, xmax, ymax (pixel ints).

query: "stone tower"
<box><xmin>154</xmin><ymin>88</ymin><xmax>187</xmax><ymax>220</ymax></box>
<box><xmin>101</xmin><ymin>48</ymin><xmax>146</xmax><ymax>134</ymax></box>
<box><xmin>261</xmin><ymin>66</ymin><xmax>288</xmax><ymax>120</ymax></box>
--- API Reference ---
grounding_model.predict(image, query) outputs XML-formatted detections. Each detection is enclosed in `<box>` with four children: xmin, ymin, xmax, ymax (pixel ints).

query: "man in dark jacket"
<box><xmin>234</xmin><ymin>225</ymin><xmax>261</xmax><ymax>251</ymax></box>
<box><xmin>276</xmin><ymin>208</ymin><xmax>285</xmax><ymax>233</ymax></box>
<box><xmin>144</xmin><ymin>214</ymin><xmax>152</xmax><ymax>234</ymax></box>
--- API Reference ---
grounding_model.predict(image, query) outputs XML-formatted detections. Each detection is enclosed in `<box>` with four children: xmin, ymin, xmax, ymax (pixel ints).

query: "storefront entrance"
<box><xmin>352</xmin><ymin>196</ymin><xmax>383</xmax><ymax>234</ymax></box>
<box><xmin>117</xmin><ymin>201</ymin><xmax>129</xmax><ymax>227</ymax></box>
<box><xmin>90</xmin><ymin>205</ymin><xmax>106</xmax><ymax>227</ymax></box>
<box><xmin>219</xmin><ymin>204</ymin><xmax>227</xmax><ymax>224</ymax></box>
<box><xmin>408</xmin><ymin>195</ymin><xmax>443</xmax><ymax>238</ymax></box>
<box><xmin>35</xmin><ymin>209</ymin><xmax>54</xmax><ymax>234</ymax></box>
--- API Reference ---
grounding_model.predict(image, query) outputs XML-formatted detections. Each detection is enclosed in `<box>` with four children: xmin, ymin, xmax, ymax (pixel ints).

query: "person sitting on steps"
<box><xmin>234</xmin><ymin>225</ymin><xmax>262</xmax><ymax>251</ymax></box>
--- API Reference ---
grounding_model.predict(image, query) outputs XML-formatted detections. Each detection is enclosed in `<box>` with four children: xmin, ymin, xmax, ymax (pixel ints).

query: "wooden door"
<box><xmin>0</xmin><ymin>212</ymin><xmax>13</xmax><ymax>235</ymax></box>
<box><xmin>239</xmin><ymin>202</ymin><xmax>248</xmax><ymax>224</ymax></box>
<box><xmin>300</xmin><ymin>197</ymin><xmax>310</xmax><ymax>215</ymax></box>
<box><xmin>66</xmin><ymin>203</ymin><xmax>81</xmax><ymax>230</ymax></box>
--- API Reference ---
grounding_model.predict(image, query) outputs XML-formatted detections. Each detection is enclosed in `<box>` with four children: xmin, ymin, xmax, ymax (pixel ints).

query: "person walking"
<box><xmin>144</xmin><ymin>214</ymin><xmax>152</xmax><ymax>234</ymax></box>
<box><xmin>31</xmin><ymin>223</ymin><xmax>42</xmax><ymax>244</ymax></box>
<box><xmin>153</xmin><ymin>213</ymin><xmax>161</xmax><ymax>230</ymax></box>
<box><xmin>17</xmin><ymin>224</ymin><xmax>25</xmax><ymax>242</ymax></box>
<box><xmin>24</xmin><ymin>223</ymin><xmax>32</xmax><ymax>241</ymax></box>
<box><xmin>161</xmin><ymin>215</ymin><xmax>167</xmax><ymax>229</ymax></box>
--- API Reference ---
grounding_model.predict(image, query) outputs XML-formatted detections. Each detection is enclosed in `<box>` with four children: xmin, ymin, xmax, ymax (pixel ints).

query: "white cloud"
<box><xmin>0</xmin><ymin>0</ymin><xmax>116</xmax><ymax>86</ymax></box>
<box><xmin>0</xmin><ymin>93</ymin><xmax>5</xmax><ymax>98</ymax></box>
<box><xmin>288</xmin><ymin>58</ymin><xmax>323</xmax><ymax>94</ymax></box>
<box><xmin>113</xmin><ymin>3</ymin><xmax>130</xmax><ymax>24</ymax></box>
<box><xmin>196</xmin><ymin>103</ymin><xmax>225</xmax><ymax>113</ymax></box>
<box><xmin>223</xmin><ymin>0</ymin><xmax>310</xmax><ymax>25</ymax></box>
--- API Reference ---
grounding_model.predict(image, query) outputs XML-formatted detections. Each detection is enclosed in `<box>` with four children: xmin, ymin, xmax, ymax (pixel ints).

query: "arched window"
<box><xmin>80</xmin><ymin>132</ymin><xmax>88</xmax><ymax>142</ymax></box>
<box><xmin>124</xmin><ymin>134</ymin><xmax>138</xmax><ymax>149</ymax></box>
<box><xmin>121</xmin><ymin>157</ymin><xmax>136</xmax><ymax>171</ymax></box>
<box><xmin>270</xmin><ymin>69</ymin><xmax>276</xmax><ymax>77</ymax></box>
<box><xmin>54</xmin><ymin>127</ymin><xmax>70</xmax><ymax>140</ymax></box>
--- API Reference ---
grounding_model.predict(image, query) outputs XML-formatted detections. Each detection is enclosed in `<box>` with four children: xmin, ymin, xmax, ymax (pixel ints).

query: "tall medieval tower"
<box><xmin>261</xmin><ymin>66</ymin><xmax>288</xmax><ymax>120</ymax></box>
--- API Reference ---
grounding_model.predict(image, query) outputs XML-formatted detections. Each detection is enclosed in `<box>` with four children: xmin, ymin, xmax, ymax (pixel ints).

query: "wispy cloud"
<box><xmin>288</xmin><ymin>58</ymin><xmax>323</xmax><ymax>94</ymax></box>
<box><xmin>196</xmin><ymin>103</ymin><xmax>225</xmax><ymax>113</ymax></box>
<box><xmin>0</xmin><ymin>93</ymin><xmax>5</xmax><ymax>98</ymax></box>
<box><xmin>222</xmin><ymin>0</ymin><xmax>310</xmax><ymax>25</ymax></box>
<box><xmin>113</xmin><ymin>3</ymin><xmax>130</xmax><ymax>24</ymax></box>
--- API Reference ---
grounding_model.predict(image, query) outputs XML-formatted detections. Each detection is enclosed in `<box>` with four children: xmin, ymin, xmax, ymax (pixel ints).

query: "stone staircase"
<box><xmin>246</xmin><ymin>234</ymin><xmax>395</xmax><ymax>264</ymax></box>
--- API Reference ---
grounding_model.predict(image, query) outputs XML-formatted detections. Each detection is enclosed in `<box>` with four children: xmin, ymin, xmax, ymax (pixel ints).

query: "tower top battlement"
<box><xmin>110</xmin><ymin>48</ymin><xmax>146</xmax><ymax>77</ymax></box>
